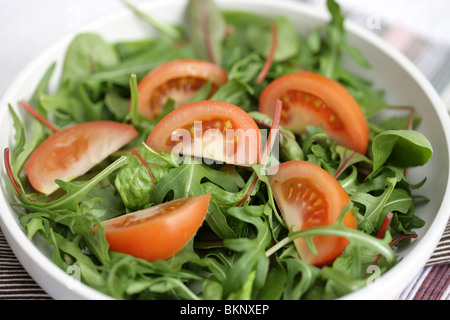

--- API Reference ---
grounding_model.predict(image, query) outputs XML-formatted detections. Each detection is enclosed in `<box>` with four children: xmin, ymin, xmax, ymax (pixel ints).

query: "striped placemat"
<box><xmin>0</xmin><ymin>230</ymin><xmax>51</xmax><ymax>300</ymax></box>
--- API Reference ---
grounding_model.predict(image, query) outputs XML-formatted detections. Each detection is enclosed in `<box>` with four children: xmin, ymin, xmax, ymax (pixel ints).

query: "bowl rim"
<box><xmin>0</xmin><ymin>0</ymin><xmax>449</xmax><ymax>300</ymax></box>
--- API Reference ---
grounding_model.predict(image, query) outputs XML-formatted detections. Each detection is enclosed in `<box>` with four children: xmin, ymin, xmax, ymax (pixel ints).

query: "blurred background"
<box><xmin>1</xmin><ymin>0</ymin><xmax>449</xmax><ymax>107</ymax></box>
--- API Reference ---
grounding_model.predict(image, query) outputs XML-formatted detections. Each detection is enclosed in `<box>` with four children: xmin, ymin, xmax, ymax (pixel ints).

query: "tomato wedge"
<box><xmin>98</xmin><ymin>193</ymin><xmax>211</xmax><ymax>261</ymax></box>
<box><xmin>137</xmin><ymin>59</ymin><xmax>228</xmax><ymax>119</ymax></box>
<box><xmin>259</xmin><ymin>71</ymin><xmax>369</xmax><ymax>154</ymax></box>
<box><xmin>146</xmin><ymin>100</ymin><xmax>262</xmax><ymax>166</ymax></box>
<box><xmin>26</xmin><ymin>121</ymin><xmax>138</xmax><ymax>195</ymax></box>
<box><xmin>269</xmin><ymin>160</ymin><xmax>356</xmax><ymax>266</ymax></box>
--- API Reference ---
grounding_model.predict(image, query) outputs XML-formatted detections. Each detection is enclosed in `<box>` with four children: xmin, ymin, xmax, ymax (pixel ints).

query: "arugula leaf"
<box><xmin>12</xmin><ymin>156</ymin><xmax>128</xmax><ymax>212</ymax></box>
<box><xmin>320</xmin><ymin>0</ymin><xmax>345</xmax><ymax>78</ymax></box>
<box><xmin>150</xmin><ymin>158</ymin><xmax>238</xmax><ymax>202</ymax></box>
<box><xmin>149</xmin><ymin>158</ymin><xmax>243</xmax><ymax>239</ymax></box>
<box><xmin>9</xmin><ymin>62</ymin><xmax>56</xmax><ymax>176</ymax></box>
<box><xmin>351</xmin><ymin>177</ymin><xmax>398</xmax><ymax>233</ymax></box>
<box><xmin>279</xmin><ymin>246</ymin><xmax>321</xmax><ymax>300</ymax></box>
<box><xmin>256</xmin><ymin>258</ymin><xmax>286</xmax><ymax>300</ymax></box>
<box><xmin>223</xmin><ymin>205</ymin><xmax>271</xmax><ymax>296</ymax></box>
<box><xmin>119</xmin><ymin>0</ymin><xmax>184</xmax><ymax>43</ymax></box>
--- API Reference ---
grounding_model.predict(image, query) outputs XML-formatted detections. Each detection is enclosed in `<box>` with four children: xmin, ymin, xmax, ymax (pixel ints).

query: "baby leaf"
<box><xmin>247</xmin><ymin>16</ymin><xmax>299</xmax><ymax>62</ymax></box>
<box><xmin>61</xmin><ymin>33</ymin><xmax>120</xmax><ymax>84</ymax></box>
<box><xmin>371</xmin><ymin>130</ymin><xmax>433</xmax><ymax>173</ymax></box>
<box><xmin>186</xmin><ymin>0</ymin><xmax>226</xmax><ymax>65</ymax></box>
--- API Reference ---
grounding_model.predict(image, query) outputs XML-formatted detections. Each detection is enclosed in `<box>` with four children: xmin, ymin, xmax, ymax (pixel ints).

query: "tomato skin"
<box><xmin>99</xmin><ymin>193</ymin><xmax>211</xmax><ymax>261</ymax></box>
<box><xmin>259</xmin><ymin>71</ymin><xmax>369</xmax><ymax>154</ymax></box>
<box><xmin>269</xmin><ymin>160</ymin><xmax>356</xmax><ymax>266</ymax></box>
<box><xmin>146</xmin><ymin>100</ymin><xmax>262</xmax><ymax>166</ymax></box>
<box><xmin>26</xmin><ymin>121</ymin><xmax>138</xmax><ymax>195</ymax></box>
<box><xmin>137</xmin><ymin>59</ymin><xmax>228</xmax><ymax>119</ymax></box>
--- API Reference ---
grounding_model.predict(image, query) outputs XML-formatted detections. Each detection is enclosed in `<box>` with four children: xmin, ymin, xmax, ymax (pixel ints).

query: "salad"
<box><xmin>3</xmin><ymin>0</ymin><xmax>433</xmax><ymax>300</ymax></box>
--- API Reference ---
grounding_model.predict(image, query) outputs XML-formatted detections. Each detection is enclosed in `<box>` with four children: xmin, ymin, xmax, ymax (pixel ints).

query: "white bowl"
<box><xmin>0</xmin><ymin>0</ymin><xmax>449</xmax><ymax>300</ymax></box>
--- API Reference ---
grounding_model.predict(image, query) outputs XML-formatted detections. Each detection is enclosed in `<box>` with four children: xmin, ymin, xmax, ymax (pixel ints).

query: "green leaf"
<box><xmin>351</xmin><ymin>177</ymin><xmax>398</xmax><ymax>233</ymax></box>
<box><xmin>120</xmin><ymin>0</ymin><xmax>184</xmax><ymax>42</ymax></box>
<box><xmin>280</xmin><ymin>246</ymin><xmax>321</xmax><ymax>300</ymax></box>
<box><xmin>9</xmin><ymin>62</ymin><xmax>56</xmax><ymax>176</ymax></box>
<box><xmin>372</xmin><ymin>130</ymin><xmax>433</xmax><ymax>173</ymax></box>
<box><xmin>61</xmin><ymin>33</ymin><xmax>120</xmax><ymax>84</ymax></box>
<box><xmin>247</xmin><ymin>16</ymin><xmax>300</xmax><ymax>62</ymax></box>
<box><xmin>223</xmin><ymin>205</ymin><xmax>271</xmax><ymax>295</ymax></box>
<box><xmin>115</xmin><ymin>145</ymin><xmax>170</xmax><ymax>210</ymax></box>
<box><xmin>287</xmin><ymin>212</ymin><xmax>396</xmax><ymax>266</ymax></box>
<box><xmin>8</xmin><ymin>105</ymin><xmax>26</xmax><ymax>175</ymax></box>
<box><xmin>186</xmin><ymin>0</ymin><xmax>226</xmax><ymax>65</ymax></box>
<box><xmin>150</xmin><ymin>159</ymin><xmax>240</xmax><ymax>238</ymax></box>
<box><xmin>249</xmin><ymin>111</ymin><xmax>304</xmax><ymax>161</ymax></box>
<box><xmin>150</xmin><ymin>159</ymin><xmax>238</xmax><ymax>203</ymax></box>
<box><xmin>22</xmin><ymin>216</ymin><xmax>48</xmax><ymax>241</ymax></box>
<box><xmin>256</xmin><ymin>260</ymin><xmax>286</xmax><ymax>300</ymax></box>
<box><xmin>39</xmin><ymin>80</ymin><xmax>86</xmax><ymax>125</ymax></box>
<box><xmin>306</xmin><ymin>28</ymin><xmax>322</xmax><ymax>54</ymax></box>
<box><xmin>127</xmin><ymin>73</ymin><xmax>156</xmax><ymax>134</ymax></box>
<box><xmin>342</xmin><ymin>42</ymin><xmax>372</xmax><ymax>68</ymax></box>
<box><xmin>104</xmin><ymin>92</ymin><xmax>130</xmax><ymax>122</ymax></box>
<box><xmin>13</xmin><ymin>156</ymin><xmax>128</xmax><ymax>212</ymax></box>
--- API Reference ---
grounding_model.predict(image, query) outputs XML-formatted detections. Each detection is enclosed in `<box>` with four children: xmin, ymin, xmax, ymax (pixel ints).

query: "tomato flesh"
<box><xmin>26</xmin><ymin>121</ymin><xmax>138</xmax><ymax>195</ymax></box>
<box><xmin>150</xmin><ymin>77</ymin><xmax>219</xmax><ymax>114</ymax></box>
<box><xmin>259</xmin><ymin>71</ymin><xmax>369</xmax><ymax>154</ymax></box>
<box><xmin>99</xmin><ymin>193</ymin><xmax>211</xmax><ymax>261</ymax></box>
<box><xmin>279</xmin><ymin>90</ymin><xmax>344</xmax><ymax>131</ymax></box>
<box><xmin>269</xmin><ymin>160</ymin><xmax>356</xmax><ymax>266</ymax></box>
<box><xmin>146</xmin><ymin>100</ymin><xmax>262</xmax><ymax>166</ymax></box>
<box><xmin>137</xmin><ymin>59</ymin><xmax>228</xmax><ymax>119</ymax></box>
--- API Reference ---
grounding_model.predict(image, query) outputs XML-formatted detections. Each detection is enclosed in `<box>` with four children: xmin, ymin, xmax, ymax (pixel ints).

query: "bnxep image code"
<box><xmin>180</xmin><ymin>303</ymin><xmax>270</xmax><ymax>317</ymax></box>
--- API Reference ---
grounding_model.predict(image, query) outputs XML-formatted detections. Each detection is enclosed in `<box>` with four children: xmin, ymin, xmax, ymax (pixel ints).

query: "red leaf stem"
<box><xmin>130</xmin><ymin>149</ymin><xmax>157</xmax><ymax>185</ymax></box>
<box><xmin>334</xmin><ymin>151</ymin><xmax>355</xmax><ymax>179</ymax></box>
<box><xmin>390</xmin><ymin>233</ymin><xmax>418</xmax><ymax>247</ymax></box>
<box><xmin>376</xmin><ymin>212</ymin><xmax>393</xmax><ymax>239</ymax></box>
<box><xmin>237</xmin><ymin>99</ymin><xmax>282</xmax><ymax>206</ymax></box>
<box><xmin>259</xmin><ymin>99</ymin><xmax>282</xmax><ymax>167</ymax></box>
<box><xmin>257</xmin><ymin>22</ymin><xmax>278</xmax><ymax>84</ymax></box>
<box><xmin>370</xmin><ymin>213</ymin><xmax>417</xmax><ymax>267</ymax></box>
<box><xmin>20</xmin><ymin>100</ymin><xmax>59</xmax><ymax>134</ymax></box>
<box><xmin>253</xmin><ymin>120</ymin><xmax>295</xmax><ymax>142</ymax></box>
<box><xmin>4</xmin><ymin>148</ymin><xmax>34</xmax><ymax>202</ymax></box>
<box><xmin>200</xmin><ymin>2</ymin><xmax>216</xmax><ymax>64</ymax></box>
<box><xmin>388</xmin><ymin>105</ymin><xmax>415</xmax><ymax>131</ymax></box>
<box><xmin>4</xmin><ymin>148</ymin><xmax>23</xmax><ymax>196</ymax></box>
